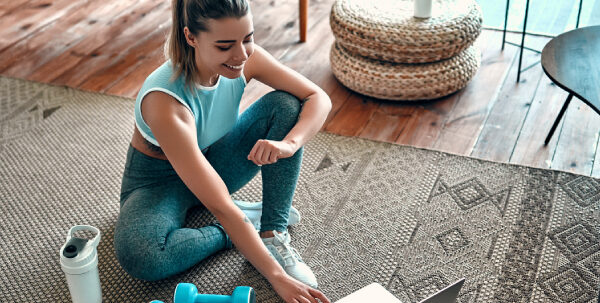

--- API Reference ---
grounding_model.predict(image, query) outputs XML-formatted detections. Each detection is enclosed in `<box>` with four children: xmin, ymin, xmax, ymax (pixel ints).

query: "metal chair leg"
<box><xmin>545</xmin><ymin>94</ymin><xmax>573</xmax><ymax>145</ymax></box>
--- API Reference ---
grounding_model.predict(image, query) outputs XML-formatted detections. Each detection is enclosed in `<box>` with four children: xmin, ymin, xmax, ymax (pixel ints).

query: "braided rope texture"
<box><xmin>330</xmin><ymin>42</ymin><xmax>481</xmax><ymax>101</ymax></box>
<box><xmin>330</xmin><ymin>0</ymin><xmax>483</xmax><ymax>64</ymax></box>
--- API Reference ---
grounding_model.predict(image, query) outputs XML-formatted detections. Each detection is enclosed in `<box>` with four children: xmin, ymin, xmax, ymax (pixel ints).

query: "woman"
<box><xmin>113</xmin><ymin>0</ymin><xmax>332</xmax><ymax>302</ymax></box>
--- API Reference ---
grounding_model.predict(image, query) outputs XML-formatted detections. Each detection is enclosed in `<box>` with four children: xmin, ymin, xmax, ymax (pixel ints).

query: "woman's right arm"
<box><xmin>141</xmin><ymin>91</ymin><xmax>329</xmax><ymax>303</ymax></box>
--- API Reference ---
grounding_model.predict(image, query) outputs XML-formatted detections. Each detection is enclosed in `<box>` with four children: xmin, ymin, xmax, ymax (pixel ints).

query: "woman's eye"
<box><xmin>216</xmin><ymin>40</ymin><xmax>252</xmax><ymax>51</ymax></box>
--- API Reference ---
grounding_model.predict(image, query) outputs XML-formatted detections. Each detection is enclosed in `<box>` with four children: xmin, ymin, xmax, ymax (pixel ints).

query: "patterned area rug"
<box><xmin>1</xmin><ymin>76</ymin><xmax>599</xmax><ymax>303</ymax></box>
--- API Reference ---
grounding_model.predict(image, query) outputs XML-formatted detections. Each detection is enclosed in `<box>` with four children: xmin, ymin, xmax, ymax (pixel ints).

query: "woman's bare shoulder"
<box><xmin>133</xmin><ymin>91</ymin><xmax>195</xmax><ymax>160</ymax></box>
<box><xmin>142</xmin><ymin>91</ymin><xmax>193</xmax><ymax>125</ymax></box>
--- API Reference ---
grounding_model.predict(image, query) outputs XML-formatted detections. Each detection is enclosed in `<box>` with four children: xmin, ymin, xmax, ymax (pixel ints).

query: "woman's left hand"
<box><xmin>247</xmin><ymin>139</ymin><xmax>297</xmax><ymax>166</ymax></box>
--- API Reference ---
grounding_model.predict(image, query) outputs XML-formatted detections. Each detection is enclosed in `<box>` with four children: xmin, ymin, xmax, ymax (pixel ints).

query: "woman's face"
<box><xmin>185</xmin><ymin>14</ymin><xmax>255</xmax><ymax>82</ymax></box>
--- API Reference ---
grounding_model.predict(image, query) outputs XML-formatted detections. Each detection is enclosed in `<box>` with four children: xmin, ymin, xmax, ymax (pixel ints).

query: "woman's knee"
<box><xmin>114</xmin><ymin>227</ymin><xmax>167</xmax><ymax>281</ymax></box>
<box><xmin>115</xmin><ymin>245</ymin><xmax>167</xmax><ymax>281</ymax></box>
<box><xmin>262</xmin><ymin>90</ymin><xmax>302</xmax><ymax>120</ymax></box>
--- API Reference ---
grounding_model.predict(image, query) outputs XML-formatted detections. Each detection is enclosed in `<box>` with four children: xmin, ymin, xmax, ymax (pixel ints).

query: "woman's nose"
<box><xmin>233</xmin><ymin>44</ymin><xmax>249</xmax><ymax>61</ymax></box>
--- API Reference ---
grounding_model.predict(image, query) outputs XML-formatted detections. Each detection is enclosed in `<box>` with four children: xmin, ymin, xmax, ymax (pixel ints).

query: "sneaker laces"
<box><xmin>273</xmin><ymin>231</ymin><xmax>303</xmax><ymax>267</ymax></box>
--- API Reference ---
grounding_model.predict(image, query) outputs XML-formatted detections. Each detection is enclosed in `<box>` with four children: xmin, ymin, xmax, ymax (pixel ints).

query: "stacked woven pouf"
<box><xmin>330</xmin><ymin>0</ymin><xmax>483</xmax><ymax>101</ymax></box>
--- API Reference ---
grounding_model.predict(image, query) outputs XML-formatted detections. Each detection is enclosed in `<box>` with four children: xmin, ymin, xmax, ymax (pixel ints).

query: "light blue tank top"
<box><xmin>134</xmin><ymin>61</ymin><xmax>246</xmax><ymax>150</ymax></box>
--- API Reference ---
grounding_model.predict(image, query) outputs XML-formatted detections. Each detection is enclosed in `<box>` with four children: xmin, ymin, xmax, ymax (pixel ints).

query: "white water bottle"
<box><xmin>60</xmin><ymin>225</ymin><xmax>102</xmax><ymax>303</ymax></box>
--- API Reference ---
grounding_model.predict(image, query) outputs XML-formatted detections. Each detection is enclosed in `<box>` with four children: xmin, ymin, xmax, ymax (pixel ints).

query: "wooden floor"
<box><xmin>2</xmin><ymin>0</ymin><xmax>600</xmax><ymax>177</ymax></box>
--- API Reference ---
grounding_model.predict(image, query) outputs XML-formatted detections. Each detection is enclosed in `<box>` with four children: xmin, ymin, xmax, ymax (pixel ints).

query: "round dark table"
<box><xmin>541</xmin><ymin>25</ymin><xmax>600</xmax><ymax>145</ymax></box>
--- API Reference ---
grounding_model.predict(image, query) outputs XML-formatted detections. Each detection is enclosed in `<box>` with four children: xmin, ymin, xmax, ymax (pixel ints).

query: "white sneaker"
<box><xmin>233</xmin><ymin>200</ymin><xmax>301</xmax><ymax>230</ymax></box>
<box><xmin>261</xmin><ymin>230</ymin><xmax>318</xmax><ymax>288</ymax></box>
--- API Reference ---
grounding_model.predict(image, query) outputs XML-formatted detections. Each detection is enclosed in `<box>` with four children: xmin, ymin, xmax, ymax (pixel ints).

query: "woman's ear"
<box><xmin>183</xmin><ymin>27</ymin><xmax>197</xmax><ymax>47</ymax></box>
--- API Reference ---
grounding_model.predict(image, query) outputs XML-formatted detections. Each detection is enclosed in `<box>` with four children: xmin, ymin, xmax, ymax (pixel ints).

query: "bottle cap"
<box><xmin>60</xmin><ymin>225</ymin><xmax>101</xmax><ymax>275</ymax></box>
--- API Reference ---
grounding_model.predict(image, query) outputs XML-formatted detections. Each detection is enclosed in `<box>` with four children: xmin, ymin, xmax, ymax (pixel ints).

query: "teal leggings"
<box><xmin>114</xmin><ymin>91</ymin><xmax>303</xmax><ymax>281</ymax></box>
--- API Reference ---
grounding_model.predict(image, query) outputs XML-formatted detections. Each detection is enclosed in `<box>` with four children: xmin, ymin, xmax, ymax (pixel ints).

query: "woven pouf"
<box><xmin>330</xmin><ymin>0</ymin><xmax>482</xmax><ymax>64</ymax></box>
<box><xmin>330</xmin><ymin>42</ymin><xmax>481</xmax><ymax>101</ymax></box>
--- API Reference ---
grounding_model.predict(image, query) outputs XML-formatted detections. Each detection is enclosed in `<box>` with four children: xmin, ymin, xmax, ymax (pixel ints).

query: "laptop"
<box><xmin>336</xmin><ymin>278</ymin><xmax>465</xmax><ymax>303</ymax></box>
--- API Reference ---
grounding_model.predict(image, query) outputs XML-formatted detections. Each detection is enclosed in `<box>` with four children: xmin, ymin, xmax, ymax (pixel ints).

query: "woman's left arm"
<box><xmin>244</xmin><ymin>45</ymin><xmax>331</xmax><ymax>164</ymax></box>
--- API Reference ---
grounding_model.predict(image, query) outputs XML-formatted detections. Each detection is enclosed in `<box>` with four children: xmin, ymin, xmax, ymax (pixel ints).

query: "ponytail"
<box><xmin>165</xmin><ymin>0</ymin><xmax>249</xmax><ymax>87</ymax></box>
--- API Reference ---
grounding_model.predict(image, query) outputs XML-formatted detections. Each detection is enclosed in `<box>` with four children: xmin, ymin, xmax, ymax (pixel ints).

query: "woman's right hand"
<box><xmin>271</xmin><ymin>274</ymin><xmax>331</xmax><ymax>303</ymax></box>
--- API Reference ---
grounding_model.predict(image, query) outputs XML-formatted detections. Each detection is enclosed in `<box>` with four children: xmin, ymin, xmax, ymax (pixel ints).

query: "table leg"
<box><xmin>516</xmin><ymin>0</ymin><xmax>530</xmax><ymax>83</ymax></box>
<box><xmin>545</xmin><ymin>93</ymin><xmax>573</xmax><ymax>146</ymax></box>
<box><xmin>576</xmin><ymin>0</ymin><xmax>583</xmax><ymax>28</ymax></box>
<box><xmin>502</xmin><ymin>0</ymin><xmax>511</xmax><ymax>50</ymax></box>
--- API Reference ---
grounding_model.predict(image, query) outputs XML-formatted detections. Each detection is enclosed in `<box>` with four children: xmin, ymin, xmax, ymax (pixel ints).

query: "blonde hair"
<box><xmin>166</xmin><ymin>0</ymin><xmax>249</xmax><ymax>87</ymax></box>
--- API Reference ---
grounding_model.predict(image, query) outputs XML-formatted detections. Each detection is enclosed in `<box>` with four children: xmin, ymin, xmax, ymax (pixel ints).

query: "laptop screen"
<box><xmin>335</xmin><ymin>278</ymin><xmax>465</xmax><ymax>303</ymax></box>
<box><xmin>419</xmin><ymin>278</ymin><xmax>465</xmax><ymax>303</ymax></box>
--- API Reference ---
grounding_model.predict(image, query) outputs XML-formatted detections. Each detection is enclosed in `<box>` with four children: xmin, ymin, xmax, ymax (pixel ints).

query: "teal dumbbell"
<box><xmin>151</xmin><ymin>283</ymin><xmax>256</xmax><ymax>303</ymax></box>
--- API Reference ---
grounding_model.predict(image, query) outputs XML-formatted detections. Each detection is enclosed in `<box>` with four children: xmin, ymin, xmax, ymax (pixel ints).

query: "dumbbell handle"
<box><xmin>192</xmin><ymin>294</ymin><xmax>232</xmax><ymax>303</ymax></box>
<box><xmin>152</xmin><ymin>295</ymin><xmax>235</xmax><ymax>303</ymax></box>
<box><xmin>171</xmin><ymin>284</ymin><xmax>255</xmax><ymax>303</ymax></box>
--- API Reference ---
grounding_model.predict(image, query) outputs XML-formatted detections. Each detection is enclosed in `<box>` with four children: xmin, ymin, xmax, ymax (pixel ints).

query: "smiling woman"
<box><xmin>113</xmin><ymin>0</ymin><xmax>332</xmax><ymax>303</ymax></box>
<box><xmin>168</xmin><ymin>1</ymin><xmax>255</xmax><ymax>87</ymax></box>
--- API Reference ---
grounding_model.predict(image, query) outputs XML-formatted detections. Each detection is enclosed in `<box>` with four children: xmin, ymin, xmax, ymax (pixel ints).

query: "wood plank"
<box><xmin>0</xmin><ymin>0</ymin><xmax>85</xmax><ymax>53</ymax></box>
<box><xmin>249</xmin><ymin>0</ymin><xmax>303</xmax><ymax>59</ymax></box>
<box><xmin>394</xmin><ymin>98</ymin><xmax>457</xmax><ymax>148</ymax></box>
<box><xmin>550</xmin><ymin>99</ymin><xmax>600</xmax><ymax>175</ymax></box>
<box><xmin>55</xmin><ymin>9</ymin><xmax>171</xmax><ymax>89</ymax></box>
<box><xmin>25</xmin><ymin>0</ymin><xmax>164</xmax><ymax>83</ymax></box>
<box><xmin>273</xmin><ymin>0</ymin><xmax>334</xmax><ymax>61</ymax></box>
<box><xmin>0</xmin><ymin>0</ymin><xmax>133</xmax><ymax>76</ymax></box>
<box><xmin>317</xmin><ymin>71</ymin><xmax>342</xmax><ymax>97</ymax></box>
<box><xmin>509</xmin><ymin>78</ymin><xmax>569</xmax><ymax>169</ymax></box>
<box><xmin>432</xmin><ymin>31</ymin><xmax>518</xmax><ymax>155</ymax></box>
<box><xmin>394</xmin><ymin>30</ymin><xmax>504</xmax><ymax>149</ymax></box>
<box><xmin>104</xmin><ymin>48</ymin><xmax>166</xmax><ymax>98</ymax></box>
<box><xmin>78</xmin><ymin>25</ymin><xmax>169</xmax><ymax>93</ymax></box>
<box><xmin>322</xmin><ymin>83</ymin><xmax>352</xmax><ymax>130</ymax></box>
<box><xmin>278</xmin><ymin>8</ymin><xmax>335</xmax><ymax>86</ymax></box>
<box><xmin>53</xmin><ymin>1</ymin><xmax>169</xmax><ymax>88</ymax></box>
<box><xmin>357</xmin><ymin>104</ymin><xmax>416</xmax><ymax>143</ymax></box>
<box><xmin>0</xmin><ymin>0</ymin><xmax>36</xmax><ymax>18</ymax></box>
<box><xmin>470</xmin><ymin>36</ymin><xmax>548</xmax><ymax>162</ymax></box>
<box><xmin>324</xmin><ymin>93</ymin><xmax>378</xmax><ymax>137</ymax></box>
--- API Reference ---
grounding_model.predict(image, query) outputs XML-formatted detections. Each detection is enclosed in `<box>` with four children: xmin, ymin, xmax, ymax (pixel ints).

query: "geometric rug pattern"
<box><xmin>0</xmin><ymin>76</ymin><xmax>599</xmax><ymax>302</ymax></box>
